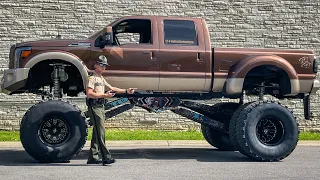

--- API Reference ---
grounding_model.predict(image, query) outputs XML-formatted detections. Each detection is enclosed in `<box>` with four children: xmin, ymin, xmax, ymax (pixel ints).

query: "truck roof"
<box><xmin>117</xmin><ymin>15</ymin><xmax>204</xmax><ymax>21</ymax></box>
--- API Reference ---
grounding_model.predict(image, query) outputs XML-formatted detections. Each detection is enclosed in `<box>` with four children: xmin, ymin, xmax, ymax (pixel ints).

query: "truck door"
<box><xmin>158</xmin><ymin>17</ymin><xmax>206</xmax><ymax>91</ymax></box>
<box><xmin>91</xmin><ymin>17</ymin><xmax>160</xmax><ymax>91</ymax></box>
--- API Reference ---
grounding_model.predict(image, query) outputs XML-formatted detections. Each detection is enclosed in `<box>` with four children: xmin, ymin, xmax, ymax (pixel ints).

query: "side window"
<box><xmin>116</xmin><ymin>33</ymin><xmax>140</xmax><ymax>45</ymax></box>
<box><xmin>113</xmin><ymin>19</ymin><xmax>152</xmax><ymax>46</ymax></box>
<box><xmin>163</xmin><ymin>20</ymin><xmax>198</xmax><ymax>46</ymax></box>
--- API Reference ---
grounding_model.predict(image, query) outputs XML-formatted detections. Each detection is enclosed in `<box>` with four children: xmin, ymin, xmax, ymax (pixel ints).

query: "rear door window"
<box><xmin>163</xmin><ymin>20</ymin><xmax>198</xmax><ymax>46</ymax></box>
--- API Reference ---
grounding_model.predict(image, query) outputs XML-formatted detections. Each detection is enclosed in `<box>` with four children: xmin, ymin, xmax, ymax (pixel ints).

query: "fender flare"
<box><xmin>225</xmin><ymin>55</ymin><xmax>299</xmax><ymax>96</ymax></box>
<box><xmin>24</xmin><ymin>51</ymin><xmax>89</xmax><ymax>89</ymax></box>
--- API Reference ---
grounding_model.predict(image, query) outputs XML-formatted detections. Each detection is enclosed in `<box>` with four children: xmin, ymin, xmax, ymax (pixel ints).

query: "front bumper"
<box><xmin>0</xmin><ymin>68</ymin><xmax>30</xmax><ymax>95</ymax></box>
<box><xmin>310</xmin><ymin>79</ymin><xmax>320</xmax><ymax>94</ymax></box>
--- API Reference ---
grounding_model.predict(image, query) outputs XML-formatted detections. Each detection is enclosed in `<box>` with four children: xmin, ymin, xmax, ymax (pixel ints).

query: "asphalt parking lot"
<box><xmin>0</xmin><ymin>143</ymin><xmax>320</xmax><ymax>180</ymax></box>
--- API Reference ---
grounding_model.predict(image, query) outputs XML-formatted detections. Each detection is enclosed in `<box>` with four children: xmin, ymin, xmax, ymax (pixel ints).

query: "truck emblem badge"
<box><xmin>68</xmin><ymin>43</ymin><xmax>91</xmax><ymax>47</ymax></box>
<box><xmin>299</xmin><ymin>56</ymin><xmax>312</xmax><ymax>68</ymax></box>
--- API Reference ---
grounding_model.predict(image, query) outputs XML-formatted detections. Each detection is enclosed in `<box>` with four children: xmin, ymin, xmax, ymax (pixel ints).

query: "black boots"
<box><xmin>102</xmin><ymin>158</ymin><xmax>116</xmax><ymax>165</ymax></box>
<box><xmin>87</xmin><ymin>158</ymin><xmax>116</xmax><ymax>165</ymax></box>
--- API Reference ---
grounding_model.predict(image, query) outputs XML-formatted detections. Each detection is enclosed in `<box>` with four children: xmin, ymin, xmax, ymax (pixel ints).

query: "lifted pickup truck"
<box><xmin>1</xmin><ymin>16</ymin><xmax>319</xmax><ymax>163</ymax></box>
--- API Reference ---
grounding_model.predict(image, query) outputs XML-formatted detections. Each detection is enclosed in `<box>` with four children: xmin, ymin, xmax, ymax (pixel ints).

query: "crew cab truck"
<box><xmin>1</xmin><ymin>16</ymin><xmax>319</xmax><ymax>163</ymax></box>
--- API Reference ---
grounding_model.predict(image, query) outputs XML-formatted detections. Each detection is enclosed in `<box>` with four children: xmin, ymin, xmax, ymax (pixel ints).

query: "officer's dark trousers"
<box><xmin>87</xmin><ymin>104</ymin><xmax>112</xmax><ymax>161</ymax></box>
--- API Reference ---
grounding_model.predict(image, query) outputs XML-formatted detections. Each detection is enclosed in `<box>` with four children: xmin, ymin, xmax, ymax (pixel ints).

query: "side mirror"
<box><xmin>102</xmin><ymin>26</ymin><xmax>113</xmax><ymax>46</ymax></box>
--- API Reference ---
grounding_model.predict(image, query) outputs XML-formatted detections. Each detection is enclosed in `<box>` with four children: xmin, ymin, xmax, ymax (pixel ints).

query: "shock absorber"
<box><xmin>259</xmin><ymin>82</ymin><xmax>265</xmax><ymax>101</ymax></box>
<box><xmin>49</xmin><ymin>63</ymin><xmax>69</xmax><ymax>99</ymax></box>
<box><xmin>53</xmin><ymin>65</ymin><xmax>61</xmax><ymax>98</ymax></box>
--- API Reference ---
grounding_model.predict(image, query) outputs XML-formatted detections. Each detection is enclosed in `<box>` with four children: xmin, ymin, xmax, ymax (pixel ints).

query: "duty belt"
<box><xmin>86</xmin><ymin>98</ymin><xmax>107</xmax><ymax>106</ymax></box>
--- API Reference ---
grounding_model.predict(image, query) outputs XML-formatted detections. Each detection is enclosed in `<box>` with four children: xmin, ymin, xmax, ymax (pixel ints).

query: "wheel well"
<box><xmin>26</xmin><ymin>59</ymin><xmax>84</xmax><ymax>96</ymax></box>
<box><xmin>243</xmin><ymin>65</ymin><xmax>291</xmax><ymax>96</ymax></box>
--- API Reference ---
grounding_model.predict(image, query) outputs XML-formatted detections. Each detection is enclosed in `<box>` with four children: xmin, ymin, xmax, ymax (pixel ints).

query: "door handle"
<box><xmin>143</xmin><ymin>51</ymin><xmax>156</xmax><ymax>61</ymax></box>
<box><xmin>196</xmin><ymin>53</ymin><xmax>203</xmax><ymax>62</ymax></box>
<box><xmin>150</xmin><ymin>51</ymin><xmax>156</xmax><ymax>61</ymax></box>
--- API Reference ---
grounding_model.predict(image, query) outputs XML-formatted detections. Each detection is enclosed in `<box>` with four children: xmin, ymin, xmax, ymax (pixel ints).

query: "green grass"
<box><xmin>0</xmin><ymin>131</ymin><xmax>20</xmax><ymax>141</ymax></box>
<box><xmin>299</xmin><ymin>132</ymin><xmax>320</xmax><ymax>140</ymax></box>
<box><xmin>0</xmin><ymin>129</ymin><xmax>319</xmax><ymax>141</ymax></box>
<box><xmin>88</xmin><ymin>129</ymin><xmax>205</xmax><ymax>140</ymax></box>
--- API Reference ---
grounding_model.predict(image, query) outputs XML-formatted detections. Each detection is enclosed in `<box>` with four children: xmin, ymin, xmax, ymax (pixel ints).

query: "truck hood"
<box><xmin>15</xmin><ymin>39</ymin><xmax>92</xmax><ymax>48</ymax></box>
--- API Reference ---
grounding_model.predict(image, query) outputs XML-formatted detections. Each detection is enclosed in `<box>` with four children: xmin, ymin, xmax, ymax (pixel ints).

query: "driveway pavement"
<box><xmin>0</xmin><ymin>141</ymin><xmax>320</xmax><ymax>180</ymax></box>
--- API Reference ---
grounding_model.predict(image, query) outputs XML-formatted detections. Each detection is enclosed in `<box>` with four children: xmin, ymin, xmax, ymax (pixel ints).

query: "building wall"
<box><xmin>0</xmin><ymin>0</ymin><xmax>319</xmax><ymax>131</ymax></box>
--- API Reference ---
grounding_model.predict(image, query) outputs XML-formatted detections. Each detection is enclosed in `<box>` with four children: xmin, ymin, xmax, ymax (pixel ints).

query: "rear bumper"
<box><xmin>310</xmin><ymin>79</ymin><xmax>320</xmax><ymax>94</ymax></box>
<box><xmin>0</xmin><ymin>68</ymin><xmax>30</xmax><ymax>95</ymax></box>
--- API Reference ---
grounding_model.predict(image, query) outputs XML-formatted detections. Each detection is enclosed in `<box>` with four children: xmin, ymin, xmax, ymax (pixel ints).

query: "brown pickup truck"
<box><xmin>1</xmin><ymin>16</ymin><xmax>319</xmax><ymax>163</ymax></box>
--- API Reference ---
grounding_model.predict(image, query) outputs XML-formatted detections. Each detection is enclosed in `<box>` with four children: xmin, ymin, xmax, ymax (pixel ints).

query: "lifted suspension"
<box><xmin>97</xmin><ymin>97</ymin><xmax>228</xmax><ymax>133</ymax></box>
<box><xmin>181</xmin><ymin>100</ymin><xmax>217</xmax><ymax>117</ymax></box>
<box><xmin>105</xmin><ymin>104</ymin><xmax>135</xmax><ymax>119</ymax></box>
<box><xmin>171</xmin><ymin>108</ymin><xmax>227</xmax><ymax>133</ymax></box>
<box><xmin>258</xmin><ymin>82</ymin><xmax>265</xmax><ymax>101</ymax></box>
<box><xmin>49</xmin><ymin>63</ymin><xmax>69</xmax><ymax>99</ymax></box>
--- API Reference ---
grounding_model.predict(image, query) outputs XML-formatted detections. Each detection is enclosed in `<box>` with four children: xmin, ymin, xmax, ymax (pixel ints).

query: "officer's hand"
<box><xmin>104</xmin><ymin>90</ymin><xmax>115</xmax><ymax>98</ymax></box>
<box><xmin>127</xmin><ymin>88</ymin><xmax>137</xmax><ymax>94</ymax></box>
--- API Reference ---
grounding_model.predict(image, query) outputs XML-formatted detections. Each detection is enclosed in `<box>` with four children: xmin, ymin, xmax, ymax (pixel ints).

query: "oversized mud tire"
<box><xmin>201</xmin><ymin>102</ymin><xmax>240</xmax><ymax>151</ymax></box>
<box><xmin>229</xmin><ymin>100</ymin><xmax>299</xmax><ymax>161</ymax></box>
<box><xmin>20</xmin><ymin>100</ymin><xmax>88</xmax><ymax>163</ymax></box>
<box><xmin>229</xmin><ymin>102</ymin><xmax>252</xmax><ymax>157</ymax></box>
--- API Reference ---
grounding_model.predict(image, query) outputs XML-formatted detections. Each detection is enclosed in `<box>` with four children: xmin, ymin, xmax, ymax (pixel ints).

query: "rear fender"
<box><xmin>225</xmin><ymin>55</ymin><xmax>299</xmax><ymax>96</ymax></box>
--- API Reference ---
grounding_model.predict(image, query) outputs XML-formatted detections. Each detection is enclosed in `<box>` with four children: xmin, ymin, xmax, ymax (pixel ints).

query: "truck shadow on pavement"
<box><xmin>0</xmin><ymin>147</ymin><xmax>257</xmax><ymax>166</ymax></box>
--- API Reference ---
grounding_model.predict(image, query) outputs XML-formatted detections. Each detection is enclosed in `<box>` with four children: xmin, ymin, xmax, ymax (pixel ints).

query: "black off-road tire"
<box><xmin>20</xmin><ymin>100</ymin><xmax>88</xmax><ymax>163</ymax></box>
<box><xmin>229</xmin><ymin>102</ymin><xmax>253</xmax><ymax>157</ymax></box>
<box><xmin>201</xmin><ymin>102</ymin><xmax>240</xmax><ymax>151</ymax></box>
<box><xmin>229</xmin><ymin>100</ymin><xmax>299</xmax><ymax>161</ymax></box>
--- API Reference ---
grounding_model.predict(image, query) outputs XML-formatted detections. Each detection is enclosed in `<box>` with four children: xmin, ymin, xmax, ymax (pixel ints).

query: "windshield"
<box><xmin>88</xmin><ymin>18</ymin><xmax>120</xmax><ymax>39</ymax></box>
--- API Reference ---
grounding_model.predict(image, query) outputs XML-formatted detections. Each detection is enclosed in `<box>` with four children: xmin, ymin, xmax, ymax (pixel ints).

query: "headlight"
<box><xmin>14</xmin><ymin>47</ymin><xmax>32</xmax><ymax>68</ymax></box>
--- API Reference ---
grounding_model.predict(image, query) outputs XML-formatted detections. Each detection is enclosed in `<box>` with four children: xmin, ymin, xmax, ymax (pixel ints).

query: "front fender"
<box><xmin>225</xmin><ymin>55</ymin><xmax>299</xmax><ymax>96</ymax></box>
<box><xmin>24</xmin><ymin>51</ymin><xmax>89</xmax><ymax>89</ymax></box>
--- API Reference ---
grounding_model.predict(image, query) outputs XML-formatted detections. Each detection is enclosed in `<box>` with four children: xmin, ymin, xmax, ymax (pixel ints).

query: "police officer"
<box><xmin>86</xmin><ymin>55</ymin><xmax>136</xmax><ymax>165</ymax></box>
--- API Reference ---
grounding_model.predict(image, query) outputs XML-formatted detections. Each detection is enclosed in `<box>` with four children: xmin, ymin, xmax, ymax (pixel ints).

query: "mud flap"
<box><xmin>303</xmin><ymin>94</ymin><xmax>311</xmax><ymax>120</ymax></box>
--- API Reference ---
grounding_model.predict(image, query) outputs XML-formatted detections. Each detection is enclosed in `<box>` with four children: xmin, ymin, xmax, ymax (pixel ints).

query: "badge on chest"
<box><xmin>94</xmin><ymin>82</ymin><xmax>104</xmax><ymax>93</ymax></box>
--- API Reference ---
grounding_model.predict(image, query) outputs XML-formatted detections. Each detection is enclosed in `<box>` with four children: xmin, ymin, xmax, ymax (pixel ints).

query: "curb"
<box><xmin>0</xmin><ymin>140</ymin><xmax>319</xmax><ymax>148</ymax></box>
